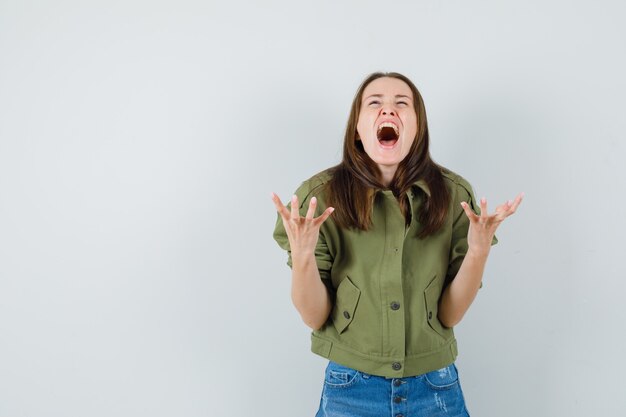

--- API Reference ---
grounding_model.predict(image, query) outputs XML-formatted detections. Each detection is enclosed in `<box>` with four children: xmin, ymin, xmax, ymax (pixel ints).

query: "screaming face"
<box><xmin>356</xmin><ymin>77</ymin><xmax>418</xmax><ymax>178</ymax></box>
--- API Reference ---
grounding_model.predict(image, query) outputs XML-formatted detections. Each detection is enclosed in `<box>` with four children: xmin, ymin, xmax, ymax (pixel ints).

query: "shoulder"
<box><xmin>439</xmin><ymin>166</ymin><xmax>475</xmax><ymax>201</ymax></box>
<box><xmin>292</xmin><ymin>167</ymin><xmax>334</xmax><ymax>207</ymax></box>
<box><xmin>304</xmin><ymin>166</ymin><xmax>334</xmax><ymax>189</ymax></box>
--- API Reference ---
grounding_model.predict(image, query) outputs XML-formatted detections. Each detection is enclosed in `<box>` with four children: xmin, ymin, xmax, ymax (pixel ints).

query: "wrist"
<box><xmin>466</xmin><ymin>247</ymin><xmax>490</xmax><ymax>260</ymax></box>
<box><xmin>291</xmin><ymin>250</ymin><xmax>316</xmax><ymax>264</ymax></box>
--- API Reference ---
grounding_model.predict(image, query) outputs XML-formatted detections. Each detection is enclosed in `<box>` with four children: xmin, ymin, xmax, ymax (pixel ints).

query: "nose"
<box><xmin>382</xmin><ymin>108</ymin><xmax>396</xmax><ymax>116</ymax></box>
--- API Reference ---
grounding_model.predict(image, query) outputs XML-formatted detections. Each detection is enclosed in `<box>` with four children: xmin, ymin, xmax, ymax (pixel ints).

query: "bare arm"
<box><xmin>271</xmin><ymin>191</ymin><xmax>335</xmax><ymax>331</ymax></box>
<box><xmin>438</xmin><ymin>250</ymin><xmax>488</xmax><ymax>328</ymax></box>
<box><xmin>439</xmin><ymin>192</ymin><xmax>523</xmax><ymax>328</ymax></box>
<box><xmin>291</xmin><ymin>252</ymin><xmax>332</xmax><ymax>330</ymax></box>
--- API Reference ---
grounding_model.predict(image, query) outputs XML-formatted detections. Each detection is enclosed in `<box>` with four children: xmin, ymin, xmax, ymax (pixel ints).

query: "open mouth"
<box><xmin>377</xmin><ymin>122</ymin><xmax>399</xmax><ymax>148</ymax></box>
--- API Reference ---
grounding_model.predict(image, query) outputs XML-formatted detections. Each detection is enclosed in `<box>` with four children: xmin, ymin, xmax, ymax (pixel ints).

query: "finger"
<box><xmin>270</xmin><ymin>192</ymin><xmax>291</xmax><ymax>219</ymax></box>
<box><xmin>479</xmin><ymin>197</ymin><xmax>488</xmax><ymax>223</ymax></box>
<box><xmin>493</xmin><ymin>201</ymin><xmax>511</xmax><ymax>221</ymax></box>
<box><xmin>315</xmin><ymin>206</ymin><xmax>336</xmax><ymax>225</ymax></box>
<box><xmin>498</xmin><ymin>192</ymin><xmax>524</xmax><ymax>220</ymax></box>
<box><xmin>508</xmin><ymin>192</ymin><xmax>524</xmax><ymax>212</ymax></box>
<box><xmin>305</xmin><ymin>196</ymin><xmax>317</xmax><ymax>220</ymax></box>
<box><xmin>460</xmin><ymin>201</ymin><xmax>479</xmax><ymax>222</ymax></box>
<box><xmin>495</xmin><ymin>202</ymin><xmax>508</xmax><ymax>214</ymax></box>
<box><xmin>290</xmin><ymin>194</ymin><xmax>300</xmax><ymax>220</ymax></box>
<box><xmin>502</xmin><ymin>193</ymin><xmax>524</xmax><ymax>218</ymax></box>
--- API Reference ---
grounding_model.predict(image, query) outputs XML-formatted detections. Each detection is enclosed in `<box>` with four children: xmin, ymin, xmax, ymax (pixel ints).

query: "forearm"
<box><xmin>291</xmin><ymin>252</ymin><xmax>332</xmax><ymax>330</ymax></box>
<box><xmin>438</xmin><ymin>250</ymin><xmax>489</xmax><ymax>328</ymax></box>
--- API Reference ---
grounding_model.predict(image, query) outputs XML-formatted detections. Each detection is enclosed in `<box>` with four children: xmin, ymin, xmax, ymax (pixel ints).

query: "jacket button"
<box><xmin>392</xmin><ymin>362</ymin><xmax>402</xmax><ymax>370</ymax></box>
<box><xmin>428</xmin><ymin>311</ymin><xmax>432</xmax><ymax>319</ymax></box>
<box><xmin>390</xmin><ymin>302</ymin><xmax>400</xmax><ymax>310</ymax></box>
<box><xmin>343</xmin><ymin>311</ymin><xmax>351</xmax><ymax>319</ymax></box>
<box><xmin>393</xmin><ymin>396</ymin><xmax>403</xmax><ymax>403</ymax></box>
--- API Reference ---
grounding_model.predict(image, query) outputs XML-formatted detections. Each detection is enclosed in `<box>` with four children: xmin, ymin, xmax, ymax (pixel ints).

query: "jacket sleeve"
<box><xmin>444</xmin><ymin>178</ymin><xmax>498</xmax><ymax>290</ymax></box>
<box><xmin>272</xmin><ymin>180</ymin><xmax>334</xmax><ymax>283</ymax></box>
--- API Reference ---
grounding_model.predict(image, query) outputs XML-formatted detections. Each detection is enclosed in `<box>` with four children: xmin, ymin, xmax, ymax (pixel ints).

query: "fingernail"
<box><xmin>329</xmin><ymin>207</ymin><xmax>335</xmax><ymax>212</ymax></box>
<box><xmin>311</xmin><ymin>196</ymin><xmax>317</xmax><ymax>203</ymax></box>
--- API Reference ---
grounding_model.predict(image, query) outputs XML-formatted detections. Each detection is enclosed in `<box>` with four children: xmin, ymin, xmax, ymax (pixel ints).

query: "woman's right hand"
<box><xmin>270</xmin><ymin>192</ymin><xmax>335</xmax><ymax>257</ymax></box>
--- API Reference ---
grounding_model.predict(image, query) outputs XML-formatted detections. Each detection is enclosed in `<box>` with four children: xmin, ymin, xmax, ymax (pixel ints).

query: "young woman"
<box><xmin>270</xmin><ymin>72</ymin><xmax>523</xmax><ymax>417</ymax></box>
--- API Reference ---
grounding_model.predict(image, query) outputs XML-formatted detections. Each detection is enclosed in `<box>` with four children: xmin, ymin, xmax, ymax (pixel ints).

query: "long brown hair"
<box><xmin>323</xmin><ymin>71</ymin><xmax>450</xmax><ymax>238</ymax></box>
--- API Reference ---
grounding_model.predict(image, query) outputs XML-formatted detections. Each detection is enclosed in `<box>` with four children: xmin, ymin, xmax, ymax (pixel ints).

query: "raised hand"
<box><xmin>270</xmin><ymin>192</ymin><xmax>335</xmax><ymax>258</ymax></box>
<box><xmin>460</xmin><ymin>192</ymin><xmax>524</xmax><ymax>257</ymax></box>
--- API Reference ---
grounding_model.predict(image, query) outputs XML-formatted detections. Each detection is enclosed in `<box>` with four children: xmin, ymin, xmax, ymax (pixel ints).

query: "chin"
<box><xmin>372</xmin><ymin>157</ymin><xmax>401</xmax><ymax>166</ymax></box>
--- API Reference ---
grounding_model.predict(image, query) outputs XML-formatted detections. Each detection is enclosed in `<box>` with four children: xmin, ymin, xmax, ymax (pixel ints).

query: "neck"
<box><xmin>378</xmin><ymin>164</ymin><xmax>397</xmax><ymax>188</ymax></box>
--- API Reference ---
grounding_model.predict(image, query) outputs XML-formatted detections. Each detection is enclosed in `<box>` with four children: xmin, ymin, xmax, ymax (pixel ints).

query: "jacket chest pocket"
<box><xmin>423</xmin><ymin>275</ymin><xmax>452</xmax><ymax>339</ymax></box>
<box><xmin>331</xmin><ymin>276</ymin><xmax>361</xmax><ymax>334</ymax></box>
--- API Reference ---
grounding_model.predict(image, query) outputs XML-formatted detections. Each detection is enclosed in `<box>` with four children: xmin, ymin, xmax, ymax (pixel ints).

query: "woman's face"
<box><xmin>356</xmin><ymin>77</ymin><xmax>417</xmax><ymax>175</ymax></box>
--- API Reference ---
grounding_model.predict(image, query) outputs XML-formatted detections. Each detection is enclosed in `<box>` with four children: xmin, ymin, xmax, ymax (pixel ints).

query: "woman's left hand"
<box><xmin>461</xmin><ymin>192</ymin><xmax>524</xmax><ymax>257</ymax></box>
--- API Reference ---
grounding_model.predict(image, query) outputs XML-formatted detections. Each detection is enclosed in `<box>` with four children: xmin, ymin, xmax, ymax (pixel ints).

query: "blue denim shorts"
<box><xmin>315</xmin><ymin>360</ymin><xmax>471</xmax><ymax>417</ymax></box>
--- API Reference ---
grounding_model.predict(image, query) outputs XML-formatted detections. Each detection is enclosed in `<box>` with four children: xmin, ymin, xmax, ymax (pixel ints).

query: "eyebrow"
<box><xmin>364</xmin><ymin>94</ymin><xmax>412</xmax><ymax>101</ymax></box>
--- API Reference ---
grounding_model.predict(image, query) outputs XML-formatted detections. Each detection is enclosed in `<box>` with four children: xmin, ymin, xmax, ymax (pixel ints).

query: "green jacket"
<box><xmin>272</xmin><ymin>167</ymin><xmax>497</xmax><ymax>378</ymax></box>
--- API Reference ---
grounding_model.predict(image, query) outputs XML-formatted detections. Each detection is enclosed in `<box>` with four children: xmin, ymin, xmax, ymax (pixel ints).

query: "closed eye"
<box><xmin>369</xmin><ymin>101</ymin><xmax>409</xmax><ymax>105</ymax></box>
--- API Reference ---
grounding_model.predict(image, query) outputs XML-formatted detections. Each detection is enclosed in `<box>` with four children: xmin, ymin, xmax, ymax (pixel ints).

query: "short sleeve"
<box><xmin>445</xmin><ymin>179</ymin><xmax>498</xmax><ymax>290</ymax></box>
<box><xmin>271</xmin><ymin>181</ymin><xmax>334</xmax><ymax>282</ymax></box>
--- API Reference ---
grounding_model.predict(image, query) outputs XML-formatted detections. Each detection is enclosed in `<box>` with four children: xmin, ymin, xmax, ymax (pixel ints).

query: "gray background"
<box><xmin>1</xmin><ymin>0</ymin><xmax>624</xmax><ymax>416</ymax></box>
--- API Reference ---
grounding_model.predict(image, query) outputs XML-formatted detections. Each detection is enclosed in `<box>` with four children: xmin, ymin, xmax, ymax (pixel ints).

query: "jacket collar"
<box><xmin>411</xmin><ymin>178</ymin><xmax>431</xmax><ymax>198</ymax></box>
<box><xmin>379</xmin><ymin>179</ymin><xmax>431</xmax><ymax>198</ymax></box>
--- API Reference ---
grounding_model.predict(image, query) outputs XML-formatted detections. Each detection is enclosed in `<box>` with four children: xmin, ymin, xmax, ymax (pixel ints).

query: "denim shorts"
<box><xmin>315</xmin><ymin>360</ymin><xmax>471</xmax><ymax>417</ymax></box>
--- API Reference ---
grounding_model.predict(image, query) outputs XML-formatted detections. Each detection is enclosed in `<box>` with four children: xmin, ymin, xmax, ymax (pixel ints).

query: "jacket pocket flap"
<box><xmin>424</xmin><ymin>277</ymin><xmax>440</xmax><ymax>308</ymax></box>
<box><xmin>423</xmin><ymin>274</ymin><xmax>449</xmax><ymax>338</ymax></box>
<box><xmin>331</xmin><ymin>276</ymin><xmax>361</xmax><ymax>334</ymax></box>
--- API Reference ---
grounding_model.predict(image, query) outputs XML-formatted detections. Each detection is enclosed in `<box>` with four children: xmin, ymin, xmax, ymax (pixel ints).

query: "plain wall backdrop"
<box><xmin>1</xmin><ymin>0</ymin><xmax>625</xmax><ymax>416</ymax></box>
